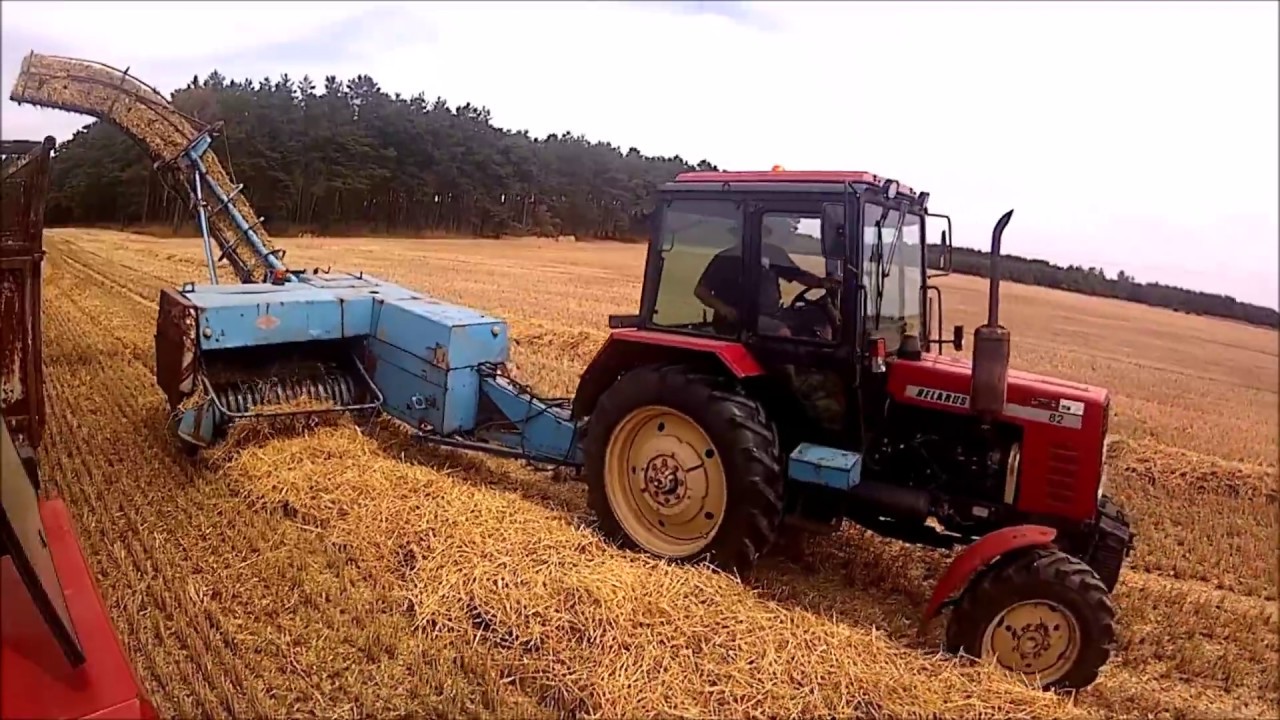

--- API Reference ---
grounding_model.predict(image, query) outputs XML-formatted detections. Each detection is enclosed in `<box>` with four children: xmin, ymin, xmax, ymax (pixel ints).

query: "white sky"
<box><xmin>2</xmin><ymin>0</ymin><xmax>1276</xmax><ymax>307</ymax></box>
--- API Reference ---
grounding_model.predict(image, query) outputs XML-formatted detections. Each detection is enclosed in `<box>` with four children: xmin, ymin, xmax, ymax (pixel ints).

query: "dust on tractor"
<box><xmin>144</xmin><ymin>143</ymin><xmax>1135</xmax><ymax>689</ymax></box>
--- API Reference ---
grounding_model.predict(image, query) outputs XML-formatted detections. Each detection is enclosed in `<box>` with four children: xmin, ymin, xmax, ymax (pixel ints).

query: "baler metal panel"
<box><xmin>476</xmin><ymin>374</ymin><xmax>582</xmax><ymax>465</ymax></box>
<box><xmin>194</xmin><ymin>291</ymin><xmax>374</xmax><ymax>349</ymax></box>
<box><xmin>372</xmin><ymin>298</ymin><xmax>508</xmax><ymax>370</ymax></box>
<box><xmin>367</xmin><ymin>337</ymin><xmax>481</xmax><ymax>436</ymax></box>
<box><xmin>366</xmin><ymin>295</ymin><xmax>508</xmax><ymax>434</ymax></box>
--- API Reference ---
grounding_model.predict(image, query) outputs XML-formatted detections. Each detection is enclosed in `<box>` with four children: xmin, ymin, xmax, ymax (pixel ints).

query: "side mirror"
<box><xmin>927</xmin><ymin>212</ymin><xmax>954</xmax><ymax>278</ymax></box>
<box><xmin>821</xmin><ymin>202</ymin><xmax>846</xmax><ymax>260</ymax></box>
<box><xmin>952</xmin><ymin>324</ymin><xmax>964</xmax><ymax>351</ymax></box>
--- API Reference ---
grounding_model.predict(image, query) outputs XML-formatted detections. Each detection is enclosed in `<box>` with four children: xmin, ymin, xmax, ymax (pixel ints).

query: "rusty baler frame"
<box><xmin>0</xmin><ymin>136</ymin><xmax>55</xmax><ymax>486</ymax></box>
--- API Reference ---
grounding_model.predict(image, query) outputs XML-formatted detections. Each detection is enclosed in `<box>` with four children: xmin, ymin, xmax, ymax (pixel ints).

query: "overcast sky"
<box><xmin>2</xmin><ymin>0</ymin><xmax>1276</xmax><ymax>307</ymax></box>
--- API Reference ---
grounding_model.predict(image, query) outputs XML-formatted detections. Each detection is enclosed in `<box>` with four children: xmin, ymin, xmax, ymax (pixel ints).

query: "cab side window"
<box><xmin>650</xmin><ymin>198</ymin><xmax>743</xmax><ymax>337</ymax></box>
<box><xmin>756</xmin><ymin>211</ymin><xmax>840</xmax><ymax>342</ymax></box>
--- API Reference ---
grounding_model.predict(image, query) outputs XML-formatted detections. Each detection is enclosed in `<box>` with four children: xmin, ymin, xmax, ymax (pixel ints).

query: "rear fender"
<box><xmin>571</xmin><ymin>329</ymin><xmax>764</xmax><ymax>418</ymax></box>
<box><xmin>922</xmin><ymin>524</ymin><xmax>1058</xmax><ymax>624</ymax></box>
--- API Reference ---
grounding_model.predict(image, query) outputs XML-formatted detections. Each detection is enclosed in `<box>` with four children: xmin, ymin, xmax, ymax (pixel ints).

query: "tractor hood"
<box><xmin>887</xmin><ymin>352</ymin><xmax>1110</xmax><ymax>419</ymax></box>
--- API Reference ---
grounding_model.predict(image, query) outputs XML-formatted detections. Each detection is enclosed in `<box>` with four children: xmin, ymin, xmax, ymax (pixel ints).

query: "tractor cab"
<box><xmin>639</xmin><ymin>168</ymin><xmax>956</xmax><ymax>368</ymax></box>
<box><xmin>628</xmin><ymin>168</ymin><xmax>958</xmax><ymax>442</ymax></box>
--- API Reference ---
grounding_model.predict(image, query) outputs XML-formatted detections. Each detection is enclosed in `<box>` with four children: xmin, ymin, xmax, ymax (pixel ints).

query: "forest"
<box><xmin>26</xmin><ymin>70</ymin><xmax>1279</xmax><ymax>329</ymax></box>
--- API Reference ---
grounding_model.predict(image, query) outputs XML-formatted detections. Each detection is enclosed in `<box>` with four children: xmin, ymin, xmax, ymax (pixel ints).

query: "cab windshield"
<box><xmin>862</xmin><ymin>204</ymin><xmax>924</xmax><ymax>348</ymax></box>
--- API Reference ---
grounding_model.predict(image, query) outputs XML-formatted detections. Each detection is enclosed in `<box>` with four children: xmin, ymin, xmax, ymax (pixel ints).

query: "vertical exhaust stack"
<box><xmin>970</xmin><ymin>210</ymin><xmax>1015</xmax><ymax>423</ymax></box>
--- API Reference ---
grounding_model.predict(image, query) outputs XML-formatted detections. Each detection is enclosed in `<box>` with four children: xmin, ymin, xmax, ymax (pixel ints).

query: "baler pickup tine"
<box><xmin>198</xmin><ymin>351</ymin><xmax>384</xmax><ymax>422</ymax></box>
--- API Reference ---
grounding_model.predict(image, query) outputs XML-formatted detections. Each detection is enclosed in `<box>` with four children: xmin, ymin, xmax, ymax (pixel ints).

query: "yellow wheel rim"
<box><xmin>981</xmin><ymin>600</ymin><xmax>1082</xmax><ymax>684</ymax></box>
<box><xmin>603</xmin><ymin>405</ymin><xmax>728</xmax><ymax>558</ymax></box>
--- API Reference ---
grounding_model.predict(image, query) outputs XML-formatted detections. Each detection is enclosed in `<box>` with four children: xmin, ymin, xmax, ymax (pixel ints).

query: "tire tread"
<box><xmin>945</xmin><ymin>547</ymin><xmax>1117</xmax><ymax>691</ymax></box>
<box><xmin>583</xmin><ymin>363</ymin><xmax>785</xmax><ymax>576</ymax></box>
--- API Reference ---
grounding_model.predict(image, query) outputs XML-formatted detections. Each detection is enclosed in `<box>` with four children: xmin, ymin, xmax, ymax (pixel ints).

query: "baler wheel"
<box><xmin>945</xmin><ymin>548</ymin><xmax>1117</xmax><ymax>690</ymax></box>
<box><xmin>583</xmin><ymin>365</ymin><xmax>784</xmax><ymax>576</ymax></box>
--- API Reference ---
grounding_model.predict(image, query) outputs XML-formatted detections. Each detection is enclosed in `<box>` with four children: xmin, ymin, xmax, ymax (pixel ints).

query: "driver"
<box><xmin>694</xmin><ymin>224</ymin><xmax>837</xmax><ymax>337</ymax></box>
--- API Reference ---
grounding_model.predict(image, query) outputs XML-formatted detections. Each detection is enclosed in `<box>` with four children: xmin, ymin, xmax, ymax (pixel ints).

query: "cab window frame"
<box><xmin>743</xmin><ymin>195</ymin><xmax>844</xmax><ymax>348</ymax></box>
<box><xmin>639</xmin><ymin>194</ymin><xmax>748</xmax><ymax>341</ymax></box>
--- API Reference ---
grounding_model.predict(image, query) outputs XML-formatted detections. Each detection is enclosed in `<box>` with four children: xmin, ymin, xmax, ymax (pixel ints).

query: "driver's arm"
<box><xmin>773</xmin><ymin>250</ymin><xmax>835</xmax><ymax>290</ymax></box>
<box><xmin>784</xmin><ymin>267</ymin><xmax>828</xmax><ymax>289</ymax></box>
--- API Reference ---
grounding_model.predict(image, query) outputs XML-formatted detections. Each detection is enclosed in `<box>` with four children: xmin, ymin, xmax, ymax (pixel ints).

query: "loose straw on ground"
<box><xmin>211</xmin><ymin>415</ymin><xmax>1083</xmax><ymax>720</ymax></box>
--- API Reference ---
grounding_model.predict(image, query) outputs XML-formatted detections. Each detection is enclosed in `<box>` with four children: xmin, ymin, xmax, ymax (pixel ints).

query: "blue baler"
<box><xmin>156</xmin><ymin>271</ymin><xmax>582</xmax><ymax>466</ymax></box>
<box><xmin>152</xmin><ymin>124</ymin><xmax>589</xmax><ymax>464</ymax></box>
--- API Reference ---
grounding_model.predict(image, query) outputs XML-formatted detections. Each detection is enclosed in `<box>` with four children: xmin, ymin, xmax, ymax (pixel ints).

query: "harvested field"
<box><xmin>37</xmin><ymin>227</ymin><xmax>1280</xmax><ymax>718</ymax></box>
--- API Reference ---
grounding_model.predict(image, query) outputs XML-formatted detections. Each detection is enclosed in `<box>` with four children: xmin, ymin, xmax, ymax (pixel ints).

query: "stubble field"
<box><xmin>36</xmin><ymin>227</ymin><xmax>1278</xmax><ymax>718</ymax></box>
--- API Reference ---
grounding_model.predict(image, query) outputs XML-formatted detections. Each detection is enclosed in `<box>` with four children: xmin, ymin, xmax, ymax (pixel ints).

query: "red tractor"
<box><xmin>570</xmin><ymin>169</ymin><xmax>1134</xmax><ymax>689</ymax></box>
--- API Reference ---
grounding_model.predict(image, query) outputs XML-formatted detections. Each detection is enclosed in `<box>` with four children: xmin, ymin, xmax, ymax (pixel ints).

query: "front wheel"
<box><xmin>945</xmin><ymin>548</ymin><xmax>1117</xmax><ymax>690</ymax></box>
<box><xmin>583</xmin><ymin>364</ymin><xmax>785</xmax><ymax>576</ymax></box>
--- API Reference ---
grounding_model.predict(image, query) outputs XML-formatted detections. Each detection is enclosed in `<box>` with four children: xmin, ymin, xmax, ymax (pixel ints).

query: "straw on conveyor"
<box><xmin>9</xmin><ymin>52</ymin><xmax>279</xmax><ymax>281</ymax></box>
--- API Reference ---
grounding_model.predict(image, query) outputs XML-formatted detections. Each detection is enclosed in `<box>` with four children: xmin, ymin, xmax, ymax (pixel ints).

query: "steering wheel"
<box><xmin>787</xmin><ymin>285</ymin><xmax>829</xmax><ymax>311</ymax></box>
<box><xmin>785</xmin><ymin>285</ymin><xmax>840</xmax><ymax>333</ymax></box>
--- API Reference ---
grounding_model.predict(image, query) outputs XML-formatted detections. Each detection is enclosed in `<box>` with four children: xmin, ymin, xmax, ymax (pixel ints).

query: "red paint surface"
<box><xmin>674</xmin><ymin>170</ymin><xmax>917</xmax><ymax>196</ymax></box>
<box><xmin>607</xmin><ymin>329</ymin><xmax>766</xmax><ymax>377</ymax></box>
<box><xmin>888</xmin><ymin>354</ymin><xmax>1110</xmax><ymax>523</ymax></box>
<box><xmin>2</xmin><ymin>498</ymin><xmax>155</xmax><ymax>720</ymax></box>
<box><xmin>922</xmin><ymin>524</ymin><xmax>1058</xmax><ymax>622</ymax></box>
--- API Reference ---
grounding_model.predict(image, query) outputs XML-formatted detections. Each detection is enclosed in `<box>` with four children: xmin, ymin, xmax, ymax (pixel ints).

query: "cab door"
<box><xmin>740</xmin><ymin>196</ymin><xmax>855</xmax><ymax>444</ymax></box>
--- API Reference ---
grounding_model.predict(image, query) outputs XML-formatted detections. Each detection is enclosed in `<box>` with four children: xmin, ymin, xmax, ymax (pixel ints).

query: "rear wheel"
<box><xmin>945</xmin><ymin>548</ymin><xmax>1117</xmax><ymax>690</ymax></box>
<box><xmin>584</xmin><ymin>364</ymin><xmax>784</xmax><ymax>576</ymax></box>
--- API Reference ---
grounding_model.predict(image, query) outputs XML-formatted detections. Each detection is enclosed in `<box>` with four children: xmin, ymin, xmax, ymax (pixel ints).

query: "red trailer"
<box><xmin>1</xmin><ymin>137</ymin><xmax>156</xmax><ymax>719</ymax></box>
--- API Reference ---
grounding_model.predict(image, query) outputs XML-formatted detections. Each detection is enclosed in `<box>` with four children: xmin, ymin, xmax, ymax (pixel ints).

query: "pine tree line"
<box><xmin>39</xmin><ymin>70</ymin><xmax>1278</xmax><ymax>328</ymax></box>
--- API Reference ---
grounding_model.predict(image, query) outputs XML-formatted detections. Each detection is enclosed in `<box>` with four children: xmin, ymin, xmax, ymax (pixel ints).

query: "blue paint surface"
<box><xmin>476</xmin><ymin>374</ymin><xmax>583</xmax><ymax>465</ymax></box>
<box><xmin>787</xmin><ymin>442</ymin><xmax>863</xmax><ymax>490</ymax></box>
<box><xmin>368</xmin><ymin>337</ymin><xmax>482</xmax><ymax>435</ymax></box>
<box><xmin>183</xmin><ymin>274</ymin><xmax>507</xmax><ymax>356</ymax></box>
<box><xmin>180</xmin><ymin>271</ymin><xmax>582</xmax><ymax>463</ymax></box>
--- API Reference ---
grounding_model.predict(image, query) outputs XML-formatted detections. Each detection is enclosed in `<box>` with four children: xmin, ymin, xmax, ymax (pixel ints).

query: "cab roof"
<box><xmin>673</xmin><ymin>170</ymin><xmax>917</xmax><ymax>196</ymax></box>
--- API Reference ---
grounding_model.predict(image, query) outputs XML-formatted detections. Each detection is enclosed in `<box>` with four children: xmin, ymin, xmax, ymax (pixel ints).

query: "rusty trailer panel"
<box><xmin>154</xmin><ymin>287</ymin><xmax>199</xmax><ymax>409</ymax></box>
<box><xmin>0</xmin><ymin>135</ymin><xmax>54</xmax><ymax>482</ymax></box>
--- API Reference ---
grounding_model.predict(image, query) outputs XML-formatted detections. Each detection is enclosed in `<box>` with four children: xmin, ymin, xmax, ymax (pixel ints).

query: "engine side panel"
<box><xmin>887</xmin><ymin>354</ymin><xmax>1109</xmax><ymax>523</ymax></box>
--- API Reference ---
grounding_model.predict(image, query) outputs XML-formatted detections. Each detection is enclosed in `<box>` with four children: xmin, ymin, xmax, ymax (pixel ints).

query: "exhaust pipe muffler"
<box><xmin>970</xmin><ymin>210</ymin><xmax>1015</xmax><ymax>423</ymax></box>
